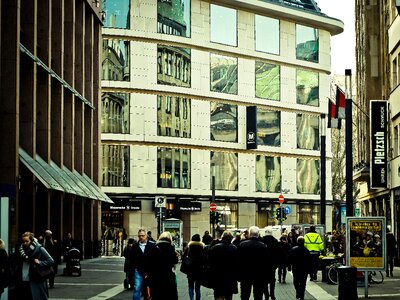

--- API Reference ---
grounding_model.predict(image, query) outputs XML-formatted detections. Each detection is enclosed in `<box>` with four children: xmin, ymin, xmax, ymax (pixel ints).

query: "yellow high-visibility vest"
<box><xmin>304</xmin><ymin>232</ymin><xmax>324</xmax><ymax>252</ymax></box>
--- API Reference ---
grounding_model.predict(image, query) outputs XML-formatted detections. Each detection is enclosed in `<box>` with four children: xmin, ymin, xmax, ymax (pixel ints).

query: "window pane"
<box><xmin>297</xmin><ymin>158</ymin><xmax>319</xmax><ymax>194</ymax></box>
<box><xmin>296</xmin><ymin>24</ymin><xmax>319</xmax><ymax>63</ymax></box>
<box><xmin>255</xmin><ymin>15</ymin><xmax>279</xmax><ymax>55</ymax></box>
<box><xmin>255</xmin><ymin>62</ymin><xmax>280</xmax><ymax>100</ymax></box>
<box><xmin>297</xmin><ymin>114</ymin><xmax>319</xmax><ymax>150</ymax></box>
<box><xmin>210</xmin><ymin>4</ymin><xmax>237</xmax><ymax>46</ymax></box>
<box><xmin>210</xmin><ymin>102</ymin><xmax>238</xmax><ymax>142</ymax></box>
<box><xmin>102</xmin><ymin>144</ymin><xmax>130</xmax><ymax>187</ymax></box>
<box><xmin>157</xmin><ymin>45</ymin><xmax>191</xmax><ymax>87</ymax></box>
<box><xmin>210</xmin><ymin>54</ymin><xmax>238</xmax><ymax>94</ymax></box>
<box><xmin>257</xmin><ymin>109</ymin><xmax>281</xmax><ymax>146</ymax></box>
<box><xmin>256</xmin><ymin>155</ymin><xmax>281</xmax><ymax>192</ymax></box>
<box><xmin>102</xmin><ymin>0</ymin><xmax>130</xmax><ymax>29</ymax></box>
<box><xmin>158</xmin><ymin>95</ymin><xmax>191</xmax><ymax>138</ymax></box>
<box><xmin>296</xmin><ymin>69</ymin><xmax>319</xmax><ymax>106</ymax></box>
<box><xmin>101</xmin><ymin>92</ymin><xmax>130</xmax><ymax>134</ymax></box>
<box><xmin>157</xmin><ymin>0</ymin><xmax>191</xmax><ymax>38</ymax></box>
<box><xmin>210</xmin><ymin>151</ymin><xmax>238</xmax><ymax>191</ymax></box>
<box><xmin>158</xmin><ymin>147</ymin><xmax>191</xmax><ymax>188</ymax></box>
<box><xmin>102</xmin><ymin>39</ymin><xmax>130</xmax><ymax>81</ymax></box>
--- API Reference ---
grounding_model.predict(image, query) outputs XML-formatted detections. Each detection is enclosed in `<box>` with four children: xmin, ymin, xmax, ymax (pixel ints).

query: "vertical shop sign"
<box><xmin>246</xmin><ymin>106</ymin><xmax>257</xmax><ymax>149</ymax></box>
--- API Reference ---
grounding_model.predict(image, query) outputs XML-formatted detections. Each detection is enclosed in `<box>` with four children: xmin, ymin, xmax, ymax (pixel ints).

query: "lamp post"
<box><xmin>320</xmin><ymin>114</ymin><xmax>326</xmax><ymax>225</ymax></box>
<box><xmin>211</xmin><ymin>162</ymin><xmax>216</xmax><ymax>238</ymax></box>
<box><xmin>345</xmin><ymin>69</ymin><xmax>354</xmax><ymax>217</ymax></box>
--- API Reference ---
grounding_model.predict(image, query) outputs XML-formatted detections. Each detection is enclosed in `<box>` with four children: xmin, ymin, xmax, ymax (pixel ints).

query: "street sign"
<box><xmin>210</xmin><ymin>203</ymin><xmax>217</xmax><ymax>212</ymax></box>
<box><xmin>155</xmin><ymin>196</ymin><xmax>166</xmax><ymax>208</ymax></box>
<box><xmin>284</xmin><ymin>206</ymin><xmax>291</xmax><ymax>215</ymax></box>
<box><xmin>278</xmin><ymin>194</ymin><xmax>284</xmax><ymax>204</ymax></box>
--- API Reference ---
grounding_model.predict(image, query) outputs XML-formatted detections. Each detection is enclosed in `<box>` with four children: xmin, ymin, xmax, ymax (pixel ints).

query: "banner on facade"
<box><xmin>346</xmin><ymin>217</ymin><xmax>386</xmax><ymax>270</ymax></box>
<box><xmin>103</xmin><ymin>198</ymin><xmax>141</xmax><ymax>211</ymax></box>
<box><xmin>246</xmin><ymin>106</ymin><xmax>257</xmax><ymax>149</ymax></box>
<box><xmin>370</xmin><ymin>100</ymin><xmax>388</xmax><ymax>189</ymax></box>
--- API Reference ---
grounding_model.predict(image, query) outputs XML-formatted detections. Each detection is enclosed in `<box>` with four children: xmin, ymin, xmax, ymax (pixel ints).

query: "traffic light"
<box><xmin>275</xmin><ymin>207</ymin><xmax>282</xmax><ymax>219</ymax></box>
<box><xmin>210</xmin><ymin>211</ymin><xmax>216</xmax><ymax>224</ymax></box>
<box><xmin>215</xmin><ymin>212</ymin><xmax>221</xmax><ymax>224</ymax></box>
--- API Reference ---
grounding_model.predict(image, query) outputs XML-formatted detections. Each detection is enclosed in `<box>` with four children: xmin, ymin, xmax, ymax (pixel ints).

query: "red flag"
<box><xmin>336</xmin><ymin>86</ymin><xmax>346</xmax><ymax>119</ymax></box>
<box><xmin>328</xmin><ymin>98</ymin><xmax>339</xmax><ymax>128</ymax></box>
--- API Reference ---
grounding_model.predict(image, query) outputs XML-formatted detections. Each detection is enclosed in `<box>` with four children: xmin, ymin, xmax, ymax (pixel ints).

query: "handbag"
<box><xmin>30</xmin><ymin>264</ymin><xmax>54</xmax><ymax>282</ymax></box>
<box><xmin>179</xmin><ymin>253</ymin><xmax>192</xmax><ymax>274</ymax></box>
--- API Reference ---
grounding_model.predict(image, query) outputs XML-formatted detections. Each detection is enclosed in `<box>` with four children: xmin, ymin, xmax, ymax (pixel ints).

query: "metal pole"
<box><xmin>211</xmin><ymin>163</ymin><xmax>216</xmax><ymax>239</ymax></box>
<box><xmin>320</xmin><ymin>114</ymin><xmax>326</xmax><ymax>225</ymax></box>
<box><xmin>345</xmin><ymin>69</ymin><xmax>354</xmax><ymax>217</ymax></box>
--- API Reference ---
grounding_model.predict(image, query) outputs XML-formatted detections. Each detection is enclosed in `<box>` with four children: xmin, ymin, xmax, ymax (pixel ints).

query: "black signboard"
<box><xmin>103</xmin><ymin>198</ymin><xmax>142</xmax><ymax>211</ymax></box>
<box><xmin>246</xmin><ymin>106</ymin><xmax>257</xmax><ymax>149</ymax></box>
<box><xmin>178</xmin><ymin>201</ymin><xmax>202</xmax><ymax>211</ymax></box>
<box><xmin>370</xmin><ymin>101</ymin><xmax>388</xmax><ymax>188</ymax></box>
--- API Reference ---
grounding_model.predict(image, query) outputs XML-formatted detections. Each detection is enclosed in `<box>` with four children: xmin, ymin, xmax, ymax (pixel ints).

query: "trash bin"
<box><xmin>338</xmin><ymin>266</ymin><xmax>358</xmax><ymax>300</ymax></box>
<box><xmin>321</xmin><ymin>257</ymin><xmax>336</xmax><ymax>282</ymax></box>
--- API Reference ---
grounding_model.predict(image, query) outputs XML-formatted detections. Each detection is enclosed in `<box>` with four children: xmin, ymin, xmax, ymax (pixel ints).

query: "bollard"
<box><xmin>338</xmin><ymin>266</ymin><xmax>358</xmax><ymax>300</ymax></box>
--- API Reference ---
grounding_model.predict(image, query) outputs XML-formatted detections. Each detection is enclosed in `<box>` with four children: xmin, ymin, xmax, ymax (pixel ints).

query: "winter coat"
<box><xmin>129</xmin><ymin>240</ymin><xmax>156</xmax><ymax>276</ymax></box>
<box><xmin>184</xmin><ymin>241</ymin><xmax>206</xmax><ymax>280</ymax></box>
<box><xmin>278</xmin><ymin>240</ymin><xmax>291</xmax><ymax>267</ymax></box>
<box><xmin>261</xmin><ymin>235</ymin><xmax>279</xmax><ymax>282</ymax></box>
<box><xmin>122</xmin><ymin>244</ymin><xmax>134</xmax><ymax>273</ymax></box>
<box><xmin>387</xmin><ymin>232</ymin><xmax>397</xmax><ymax>257</ymax></box>
<box><xmin>288</xmin><ymin>245</ymin><xmax>311</xmax><ymax>275</ymax></box>
<box><xmin>237</xmin><ymin>237</ymin><xmax>269</xmax><ymax>283</ymax></box>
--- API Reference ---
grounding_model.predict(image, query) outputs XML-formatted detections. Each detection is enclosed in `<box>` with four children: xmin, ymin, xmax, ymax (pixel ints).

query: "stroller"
<box><xmin>63</xmin><ymin>247</ymin><xmax>82</xmax><ymax>276</ymax></box>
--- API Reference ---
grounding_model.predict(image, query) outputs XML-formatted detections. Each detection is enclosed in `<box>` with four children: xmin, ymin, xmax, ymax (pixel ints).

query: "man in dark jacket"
<box><xmin>261</xmin><ymin>229</ymin><xmax>279</xmax><ymax>300</ymax></box>
<box><xmin>288</xmin><ymin>236</ymin><xmax>311</xmax><ymax>300</ymax></box>
<box><xmin>237</xmin><ymin>226</ymin><xmax>269</xmax><ymax>300</ymax></box>
<box><xmin>386</xmin><ymin>227</ymin><xmax>397</xmax><ymax>277</ymax></box>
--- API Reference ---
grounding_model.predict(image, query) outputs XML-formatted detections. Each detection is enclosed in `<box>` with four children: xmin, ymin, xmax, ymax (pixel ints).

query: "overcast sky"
<box><xmin>317</xmin><ymin>0</ymin><xmax>356</xmax><ymax>75</ymax></box>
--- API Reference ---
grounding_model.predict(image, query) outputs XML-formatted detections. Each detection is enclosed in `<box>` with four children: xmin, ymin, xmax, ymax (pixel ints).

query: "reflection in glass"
<box><xmin>210</xmin><ymin>151</ymin><xmax>238</xmax><ymax>191</ymax></box>
<box><xmin>296</xmin><ymin>69</ymin><xmax>319</xmax><ymax>106</ymax></box>
<box><xmin>157</xmin><ymin>45</ymin><xmax>191</xmax><ymax>87</ymax></box>
<box><xmin>210</xmin><ymin>4</ymin><xmax>237</xmax><ymax>46</ymax></box>
<box><xmin>158</xmin><ymin>95</ymin><xmax>191</xmax><ymax>138</ymax></box>
<box><xmin>255</xmin><ymin>62</ymin><xmax>280</xmax><ymax>100</ymax></box>
<box><xmin>210</xmin><ymin>102</ymin><xmax>237</xmax><ymax>142</ymax></box>
<box><xmin>299</xmin><ymin>205</ymin><xmax>319</xmax><ymax>224</ymax></box>
<box><xmin>210</xmin><ymin>54</ymin><xmax>238</xmax><ymax>94</ymax></box>
<box><xmin>213</xmin><ymin>203</ymin><xmax>238</xmax><ymax>232</ymax></box>
<box><xmin>102</xmin><ymin>0</ymin><xmax>130</xmax><ymax>29</ymax></box>
<box><xmin>157</xmin><ymin>147</ymin><xmax>191</xmax><ymax>188</ymax></box>
<box><xmin>255</xmin><ymin>15</ymin><xmax>279</xmax><ymax>55</ymax></box>
<box><xmin>101</xmin><ymin>92</ymin><xmax>130</xmax><ymax>133</ymax></box>
<box><xmin>157</xmin><ymin>0</ymin><xmax>191</xmax><ymax>38</ymax></box>
<box><xmin>102</xmin><ymin>39</ymin><xmax>130</xmax><ymax>81</ymax></box>
<box><xmin>256</xmin><ymin>156</ymin><xmax>281</xmax><ymax>192</ymax></box>
<box><xmin>296</xmin><ymin>159</ymin><xmax>319</xmax><ymax>194</ymax></box>
<box><xmin>296</xmin><ymin>24</ymin><xmax>319</xmax><ymax>63</ymax></box>
<box><xmin>102</xmin><ymin>144</ymin><xmax>129</xmax><ymax>186</ymax></box>
<box><xmin>257</xmin><ymin>109</ymin><xmax>280</xmax><ymax>146</ymax></box>
<box><xmin>297</xmin><ymin>114</ymin><xmax>319</xmax><ymax>150</ymax></box>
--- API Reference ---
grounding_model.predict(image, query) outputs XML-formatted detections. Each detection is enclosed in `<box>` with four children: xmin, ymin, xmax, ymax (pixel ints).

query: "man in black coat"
<box><xmin>288</xmin><ymin>236</ymin><xmax>311</xmax><ymax>300</ymax></box>
<box><xmin>261</xmin><ymin>229</ymin><xmax>279</xmax><ymax>300</ymax></box>
<box><xmin>237</xmin><ymin>226</ymin><xmax>269</xmax><ymax>300</ymax></box>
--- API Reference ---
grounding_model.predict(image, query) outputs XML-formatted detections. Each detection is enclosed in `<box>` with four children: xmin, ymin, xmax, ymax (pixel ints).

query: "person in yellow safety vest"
<box><xmin>304</xmin><ymin>225</ymin><xmax>324</xmax><ymax>281</ymax></box>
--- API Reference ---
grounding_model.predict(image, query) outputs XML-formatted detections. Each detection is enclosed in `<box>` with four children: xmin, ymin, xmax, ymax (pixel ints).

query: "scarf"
<box><xmin>19</xmin><ymin>238</ymin><xmax>41</xmax><ymax>262</ymax></box>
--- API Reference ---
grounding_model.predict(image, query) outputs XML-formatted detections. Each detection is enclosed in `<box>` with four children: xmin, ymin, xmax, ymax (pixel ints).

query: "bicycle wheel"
<box><xmin>370</xmin><ymin>271</ymin><xmax>384</xmax><ymax>284</ymax></box>
<box><xmin>328</xmin><ymin>267</ymin><xmax>339</xmax><ymax>285</ymax></box>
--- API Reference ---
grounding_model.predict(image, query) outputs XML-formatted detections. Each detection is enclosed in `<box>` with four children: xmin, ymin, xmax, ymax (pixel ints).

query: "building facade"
<box><xmin>101</xmin><ymin>0</ymin><xmax>343</xmax><ymax>241</ymax></box>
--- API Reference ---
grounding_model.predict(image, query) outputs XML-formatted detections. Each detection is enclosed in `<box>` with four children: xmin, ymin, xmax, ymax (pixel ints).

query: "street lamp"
<box><xmin>320</xmin><ymin>114</ymin><xmax>326</xmax><ymax>225</ymax></box>
<box><xmin>345</xmin><ymin>69</ymin><xmax>354</xmax><ymax>217</ymax></box>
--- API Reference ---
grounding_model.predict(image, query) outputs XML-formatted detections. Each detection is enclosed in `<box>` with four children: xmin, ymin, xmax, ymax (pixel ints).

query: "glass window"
<box><xmin>102</xmin><ymin>39</ymin><xmax>130</xmax><ymax>81</ymax></box>
<box><xmin>256</xmin><ymin>155</ymin><xmax>281</xmax><ymax>192</ymax></box>
<box><xmin>210</xmin><ymin>4</ymin><xmax>237</xmax><ymax>46</ymax></box>
<box><xmin>296</xmin><ymin>158</ymin><xmax>320</xmax><ymax>194</ymax></box>
<box><xmin>102</xmin><ymin>0</ymin><xmax>130</xmax><ymax>29</ymax></box>
<box><xmin>394</xmin><ymin>125</ymin><xmax>398</xmax><ymax>157</ymax></box>
<box><xmin>255</xmin><ymin>15</ymin><xmax>279</xmax><ymax>55</ymax></box>
<box><xmin>296</xmin><ymin>69</ymin><xmax>319</xmax><ymax>106</ymax></box>
<box><xmin>157</xmin><ymin>45</ymin><xmax>191</xmax><ymax>88</ymax></box>
<box><xmin>157</xmin><ymin>0</ymin><xmax>190</xmax><ymax>38</ymax></box>
<box><xmin>210</xmin><ymin>102</ymin><xmax>237</xmax><ymax>142</ymax></box>
<box><xmin>297</xmin><ymin>114</ymin><xmax>319</xmax><ymax>150</ymax></box>
<box><xmin>101</xmin><ymin>92</ymin><xmax>130</xmax><ymax>134</ymax></box>
<box><xmin>158</xmin><ymin>95</ymin><xmax>191</xmax><ymax>138</ymax></box>
<box><xmin>157</xmin><ymin>147</ymin><xmax>191</xmax><ymax>188</ymax></box>
<box><xmin>210</xmin><ymin>53</ymin><xmax>238</xmax><ymax>94</ymax></box>
<box><xmin>102</xmin><ymin>144</ymin><xmax>130</xmax><ymax>187</ymax></box>
<box><xmin>296</xmin><ymin>24</ymin><xmax>319</xmax><ymax>63</ymax></box>
<box><xmin>210</xmin><ymin>151</ymin><xmax>238</xmax><ymax>191</ymax></box>
<box><xmin>255</xmin><ymin>62</ymin><xmax>280</xmax><ymax>101</ymax></box>
<box><xmin>392</xmin><ymin>58</ymin><xmax>397</xmax><ymax>90</ymax></box>
<box><xmin>257</xmin><ymin>109</ymin><xmax>280</xmax><ymax>146</ymax></box>
<box><xmin>214</xmin><ymin>202</ymin><xmax>238</xmax><ymax>233</ymax></box>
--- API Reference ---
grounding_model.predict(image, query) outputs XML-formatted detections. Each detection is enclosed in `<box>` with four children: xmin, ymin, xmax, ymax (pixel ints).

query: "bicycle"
<box><xmin>327</xmin><ymin>261</ymin><xmax>343</xmax><ymax>285</ymax></box>
<box><xmin>367</xmin><ymin>270</ymin><xmax>384</xmax><ymax>284</ymax></box>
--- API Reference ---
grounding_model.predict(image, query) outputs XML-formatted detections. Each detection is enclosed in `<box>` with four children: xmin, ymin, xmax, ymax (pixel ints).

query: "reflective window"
<box><xmin>157</xmin><ymin>0</ymin><xmax>191</xmax><ymax>38</ymax></box>
<box><xmin>210</xmin><ymin>151</ymin><xmax>238</xmax><ymax>191</ymax></box>
<box><xmin>102</xmin><ymin>144</ymin><xmax>130</xmax><ymax>187</ymax></box>
<box><xmin>157</xmin><ymin>147</ymin><xmax>191</xmax><ymax>188</ymax></box>
<box><xmin>210</xmin><ymin>4</ymin><xmax>237</xmax><ymax>46</ymax></box>
<box><xmin>158</xmin><ymin>95</ymin><xmax>191</xmax><ymax>138</ymax></box>
<box><xmin>255</xmin><ymin>15</ymin><xmax>279</xmax><ymax>55</ymax></box>
<box><xmin>256</xmin><ymin>155</ymin><xmax>281</xmax><ymax>192</ymax></box>
<box><xmin>210</xmin><ymin>54</ymin><xmax>238</xmax><ymax>94</ymax></box>
<box><xmin>158</xmin><ymin>45</ymin><xmax>191</xmax><ymax>87</ymax></box>
<box><xmin>102</xmin><ymin>0</ymin><xmax>130</xmax><ymax>29</ymax></box>
<box><xmin>102</xmin><ymin>39</ymin><xmax>130</xmax><ymax>81</ymax></box>
<box><xmin>101</xmin><ymin>92</ymin><xmax>130</xmax><ymax>133</ymax></box>
<box><xmin>296</xmin><ymin>69</ymin><xmax>319</xmax><ymax>106</ymax></box>
<box><xmin>296</xmin><ymin>24</ymin><xmax>319</xmax><ymax>63</ymax></box>
<box><xmin>297</xmin><ymin>114</ymin><xmax>319</xmax><ymax>150</ymax></box>
<box><xmin>214</xmin><ymin>203</ymin><xmax>238</xmax><ymax>236</ymax></box>
<box><xmin>257</xmin><ymin>109</ymin><xmax>280</xmax><ymax>146</ymax></box>
<box><xmin>297</xmin><ymin>158</ymin><xmax>320</xmax><ymax>194</ymax></box>
<box><xmin>255</xmin><ymin>62</ymin><xmax>280</xmax><ymax>101</ymax></box>
<box><xmin>210</xmin><ymin>102</ymin><xmax>237</xmax><ymax>142</ymax></box>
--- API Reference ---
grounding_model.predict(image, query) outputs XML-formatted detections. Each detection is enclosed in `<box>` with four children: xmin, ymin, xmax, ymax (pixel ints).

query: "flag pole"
<box><xmin>345</xmin><ymin>69</ymin><xmax>354</xmax><ymax>217</ymax></box>
<box><xmin>320</xmin><ymin>113</ymin><xmax>326</xmax><ymax>226</ymax></box>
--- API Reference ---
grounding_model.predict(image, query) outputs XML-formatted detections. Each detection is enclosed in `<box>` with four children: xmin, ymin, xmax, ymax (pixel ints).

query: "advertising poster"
<box><xmin>346</xmin><ymin>217</ymin><xmax>386</xmax><ymax>270</ymax></box>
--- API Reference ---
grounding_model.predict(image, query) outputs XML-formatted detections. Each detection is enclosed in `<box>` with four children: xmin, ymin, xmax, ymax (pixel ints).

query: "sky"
<box><xmin>316</xmin><ymin>0</ymin><xmax>356</xmax><ymax>75</ymax></box>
